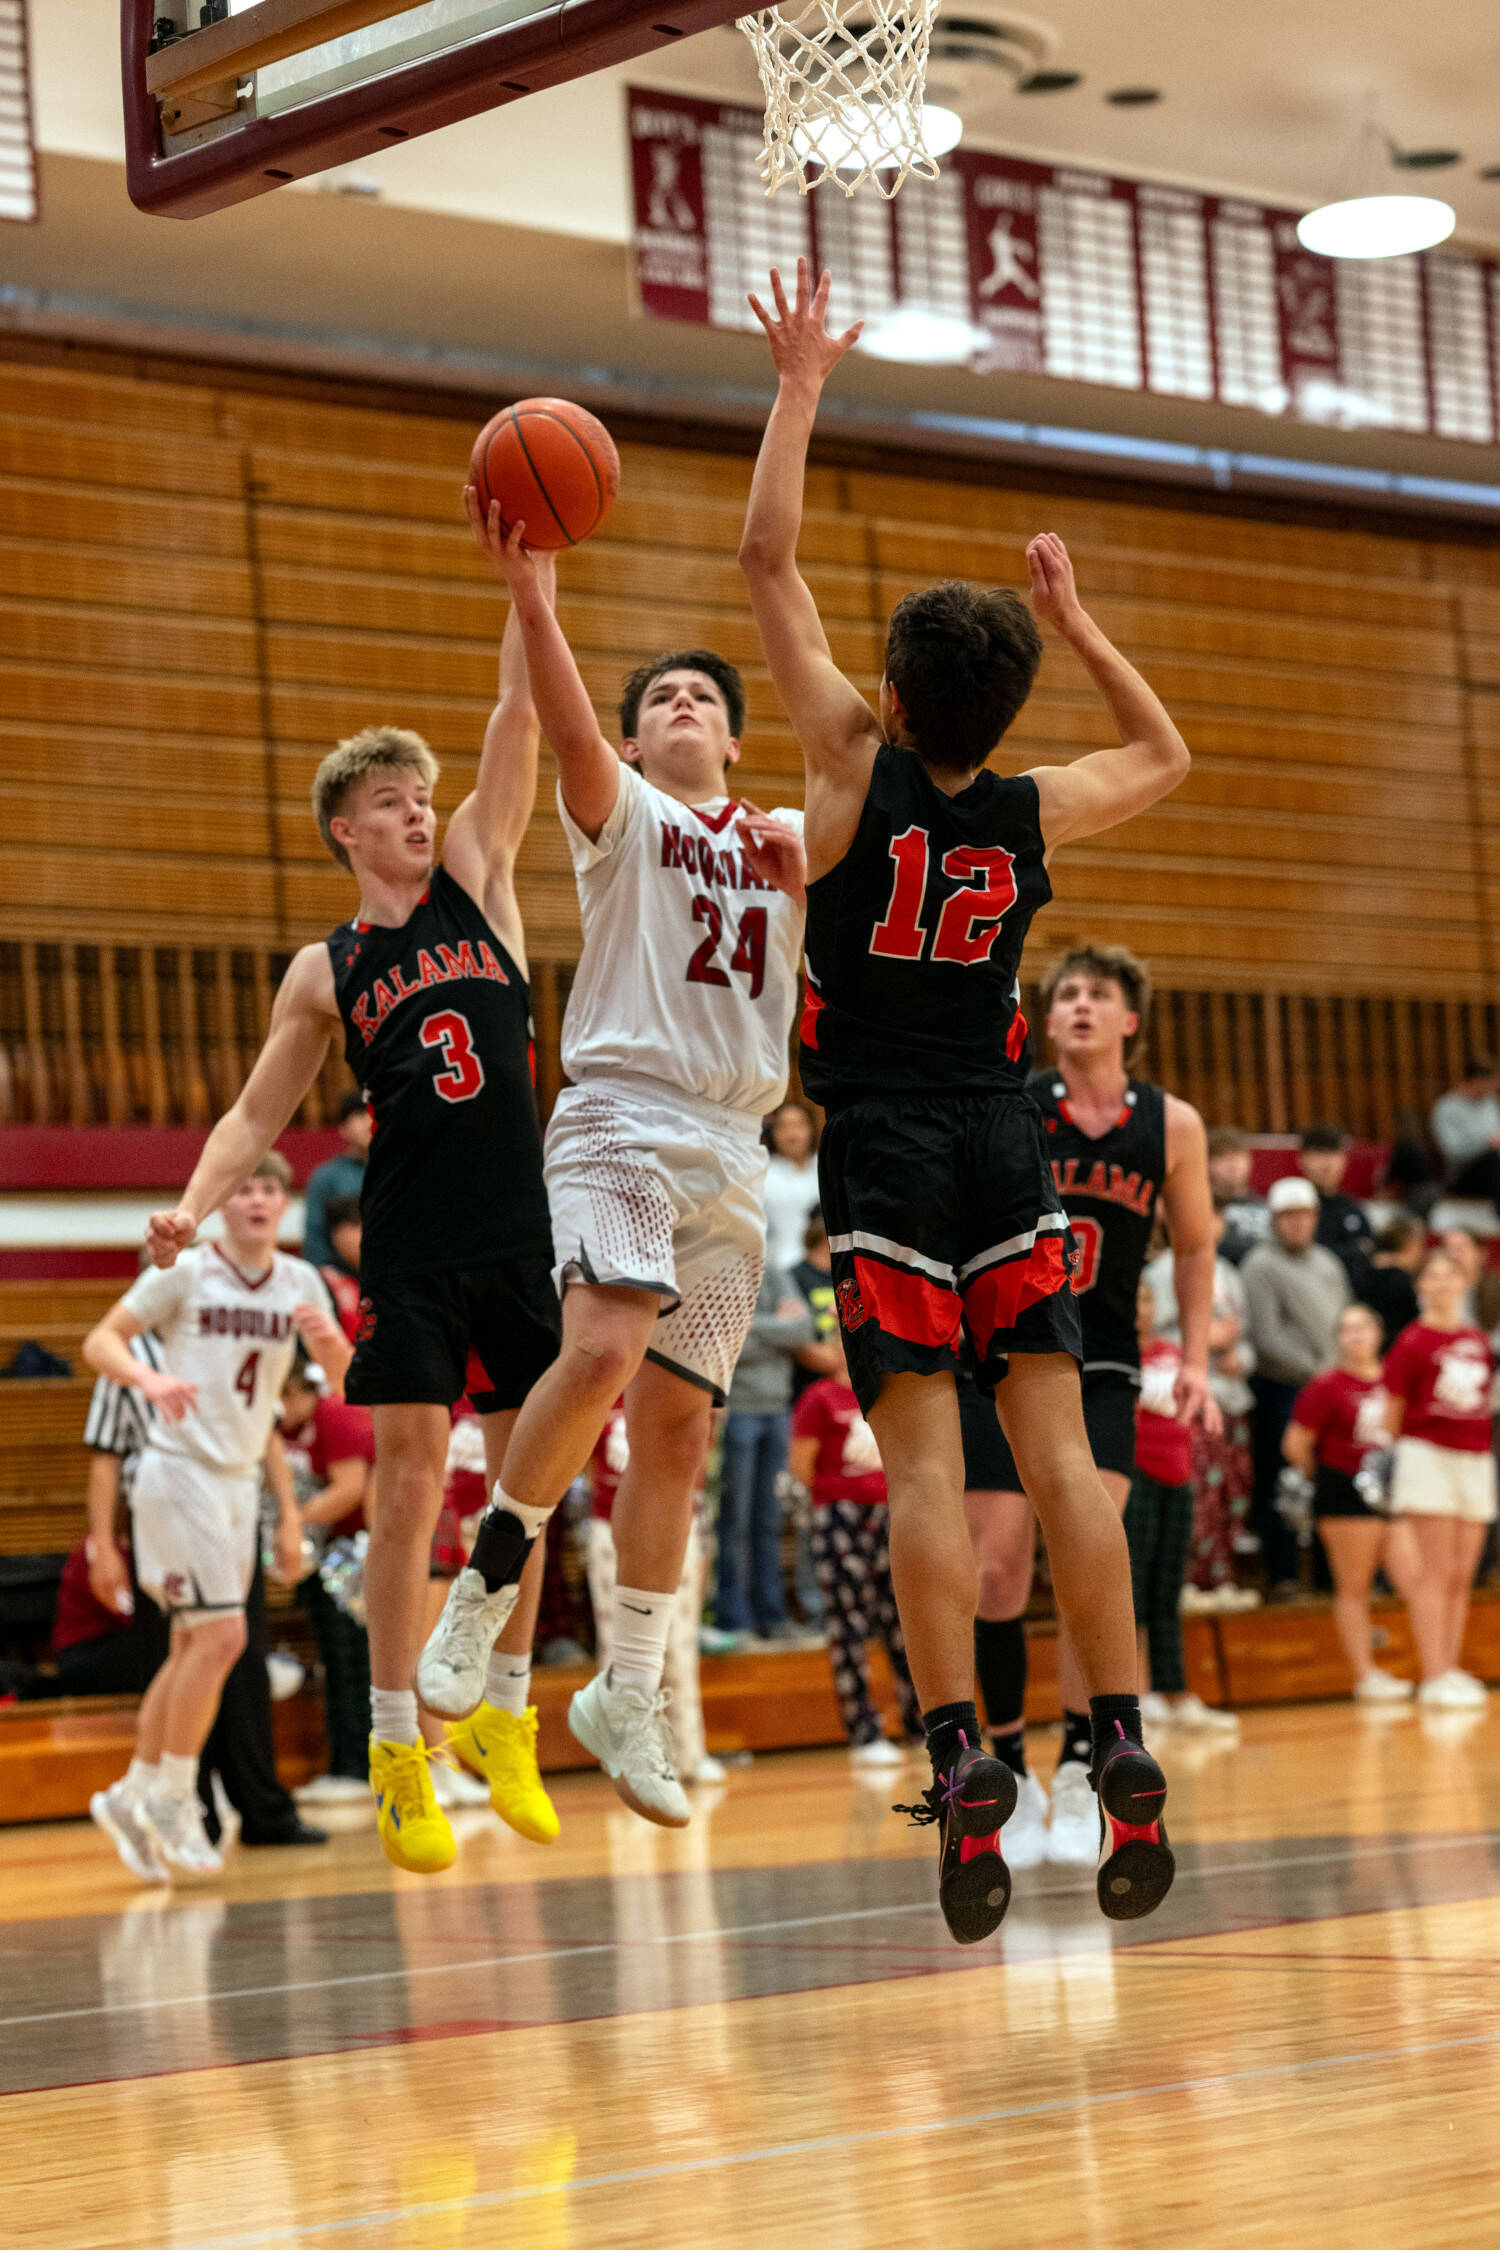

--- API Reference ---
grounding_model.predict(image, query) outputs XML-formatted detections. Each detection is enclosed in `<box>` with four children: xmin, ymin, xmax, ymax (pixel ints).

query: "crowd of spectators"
<box><xmin>10</xmin><ymin>1072</ymin><xmax>1500</xmax><ymax>1789</ymax></box>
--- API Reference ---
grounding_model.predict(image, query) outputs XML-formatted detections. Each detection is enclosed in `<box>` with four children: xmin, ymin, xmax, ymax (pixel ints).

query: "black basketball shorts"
<box><xmin>959</xmin><ymin>1364</ymin><xmax>1140</xmax><ymax>1490</ymax></box>
<box><xmin>345</xmin><ymin>1254</ymin><xmax>561</xmax><ymax>1415</ymax></box>
<box><xmin>818</xmin><ymin>1089</ymin><xmax>1082</xmax><ymax>1416</ymax></box>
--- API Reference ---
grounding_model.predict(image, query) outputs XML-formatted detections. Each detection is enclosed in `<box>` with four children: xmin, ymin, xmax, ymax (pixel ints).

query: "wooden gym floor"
<box><xmin>3</xmin><ymin>1702</ymin><xmax>1499</xmax><ymax>2249</ymax></box>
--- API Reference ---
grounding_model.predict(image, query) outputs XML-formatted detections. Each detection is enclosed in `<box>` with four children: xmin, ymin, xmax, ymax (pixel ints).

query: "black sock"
<box><xmin>990</xmin><ymin>1728</ymin><xmax>1028</xmax><ymax>1778</ymax></box>
<box><xmin>1089</xmin><ymin>1693</ymin><xmax>1144</xmax><ymax>1778</ymax></box>
<box><xmin>923</xmin><ymin>1700</ymin><xmax>982</xmax><ymax>1781</ymax></box>
<box><xmin>973</xmin><ymin>1615</ymin><xmax>1028</xmax><ymax>1734</ymax></box>
<box><xmin>468</xmin><ymin>1505</ymin><xmax>534</xmax><ymax>1596</ymax></box>
<box><xmin>1057</xmin><ymin>1707</ymin><xmax>1093</xmax><ymax>1769</ymax></box>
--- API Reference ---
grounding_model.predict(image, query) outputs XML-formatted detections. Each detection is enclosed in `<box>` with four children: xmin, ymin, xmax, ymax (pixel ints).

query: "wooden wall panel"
<box><xmin>0</xmin><ymin>341</ymin><xmax>1492</xmax><ymax>1139</ymax></box>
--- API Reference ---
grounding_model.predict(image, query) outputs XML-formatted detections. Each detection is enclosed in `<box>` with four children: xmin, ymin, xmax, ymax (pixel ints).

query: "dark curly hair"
<box><xmin>618</xmin><ymin>649</ymin><xmax>746</xmax><ymax>745</ymax></box>
<box><xmin>884</xmin><ymin>580</ymin><xmax>1043</xmax><ymax>772</ymax></box>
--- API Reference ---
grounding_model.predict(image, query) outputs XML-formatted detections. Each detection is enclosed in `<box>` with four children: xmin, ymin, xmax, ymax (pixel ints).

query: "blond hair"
<box><xmin>311</xmin><ymin>726</ymin><xmax>440</xmax><ymax>871</ymax></box>
<box><xmin>249</xmin><ymin>1150</ymin><xmax>293</xmax><ymax>1192</ymax></box>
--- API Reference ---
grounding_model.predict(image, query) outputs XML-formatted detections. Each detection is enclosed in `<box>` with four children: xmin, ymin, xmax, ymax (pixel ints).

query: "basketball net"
<box><xmin>737</xmin><ymin>0</ymin><xmax>941</xmax><ymax>199</ymax></box>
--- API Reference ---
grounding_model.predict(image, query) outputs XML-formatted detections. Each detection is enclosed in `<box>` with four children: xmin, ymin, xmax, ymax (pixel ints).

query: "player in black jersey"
<box><xmin>145</xmin><ymin>502</ymin><xmax>563</xmax><ymax>1877</ymax></box>
<box><xmin>741</xmin><ymin>261</ymin><xmax>1195</xmax><ymax>1942</ymax></box>
<box><xmin>961</xmin><ymin>944</ymin><xmax>1219</xmax><ymax>1872</ymax></box>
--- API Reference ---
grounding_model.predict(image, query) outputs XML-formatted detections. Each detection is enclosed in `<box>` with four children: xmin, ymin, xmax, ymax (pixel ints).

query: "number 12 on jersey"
<box><xmin>871</xmin><ymin>827</ymin><xmax>1018</xmax><ymax>965</ymax></box>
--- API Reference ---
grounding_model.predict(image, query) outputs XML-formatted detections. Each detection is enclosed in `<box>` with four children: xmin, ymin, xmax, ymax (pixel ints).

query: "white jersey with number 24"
<box><xmin>558</xmin><ymin>765</ymin><xmax>805</xmax><ymax>1117</ymax></box>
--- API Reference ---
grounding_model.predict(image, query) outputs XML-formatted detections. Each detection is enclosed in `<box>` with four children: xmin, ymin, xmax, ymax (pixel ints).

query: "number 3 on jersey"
<box><xmin>871</xmin><ymin>828</ymin><xmax>1018</xmax><ymax>965</ymax></box>
<box><xmin>421</xmin><ymin>1010</ymin><xmax>486</xmax><ymax>1103</ymax></box>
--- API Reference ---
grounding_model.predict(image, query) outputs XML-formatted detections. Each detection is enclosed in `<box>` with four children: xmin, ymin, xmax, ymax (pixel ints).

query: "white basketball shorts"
<box><xmin>1389</xmin><ymin>1435</ymin><xmax>1498</xmax><ymax>1525</ymax></box>
<box><xmin>130</xmin><ymin>1448</ymin><xmax>260</xmax><ymax>1621</ymax></box>
<box><xmin>544</xmin><ymin>1075</ymin><xmax>768</xmax><ymax>1405</ymax></box>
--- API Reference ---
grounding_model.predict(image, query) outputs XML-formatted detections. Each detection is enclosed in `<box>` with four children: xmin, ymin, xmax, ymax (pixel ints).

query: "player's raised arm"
<box><xmin>1023</xmin><ymin>534</ymin><xmax>1190</xmax><ymax>848</ymax></box>
<box><xmin>444</xmin><ymin>491</ymin><xmax>558</xmax><ymax>907</ymax></box>
<box><xmin>738</xmin><ymin>264</ymin><xmax>882</xmax><ymax>808</ymax></box>
<box><xmin>487</xmin><ymin>519</ymin><xmax>621</xmax><ymax>842</ymax></box>
<box><xmin>144</xmin><ymin>945</ymin><xmax>337</xmax><ymax>1267</ymax></box>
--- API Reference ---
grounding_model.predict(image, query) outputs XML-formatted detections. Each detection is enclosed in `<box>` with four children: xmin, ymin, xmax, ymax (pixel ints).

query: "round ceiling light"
<box><xmin>1106</xmin><ymin>87</ymin><xmax>1161</xmax><ymax>106</ymax></box>
<box><xmin>1295</xmin><ymin>194</ymin><xmax>1456</xmax><ymax>259</ymax></box>
<box><xmin>794</xmin><ymin>100</ymin><xmax>963</xmax><ymax>173</ymax></box>
<box><xmin>858</xmin><ymin>305</ymin><xmax>985</xmax><ymax>365</ymax></box>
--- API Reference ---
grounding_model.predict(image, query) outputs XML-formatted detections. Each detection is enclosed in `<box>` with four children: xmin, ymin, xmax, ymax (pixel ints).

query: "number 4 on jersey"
<box><xmin>871</xmin><ymin>827</ymin><xmax>1018</xmax><ymax>965</ymax></box>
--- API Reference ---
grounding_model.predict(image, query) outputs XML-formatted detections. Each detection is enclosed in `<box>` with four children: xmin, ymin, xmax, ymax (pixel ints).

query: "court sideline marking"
<box><xmin>162</xmin><ymin>2021</ymin><xmax>1500</xmax><ymax>2250</ymax></box>
<box><xmin>0</xmin><ymin>1829</ymin><xmax>1492</xmax><ymax>2032</ymax></box>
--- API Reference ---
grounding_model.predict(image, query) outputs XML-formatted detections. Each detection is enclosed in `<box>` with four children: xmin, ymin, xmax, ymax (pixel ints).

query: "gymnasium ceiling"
<box><xmin>8</xmin><ymin>0</ymin><xmax>1500</xmax><ymax>483</ymax></box>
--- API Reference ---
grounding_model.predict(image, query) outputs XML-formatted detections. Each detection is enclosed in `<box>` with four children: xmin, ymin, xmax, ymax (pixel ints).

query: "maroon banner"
<box><xmin>628</xmin><ymin>88</ymin><xmax>1500</xmax><ymax>448</ymax></box>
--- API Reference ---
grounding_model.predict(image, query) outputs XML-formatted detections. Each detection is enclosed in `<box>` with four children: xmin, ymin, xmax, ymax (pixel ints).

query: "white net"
<box><xmin>736</xmin><ymin>0</ymin><xmax>941</xmax><ymax>200</ymax></box>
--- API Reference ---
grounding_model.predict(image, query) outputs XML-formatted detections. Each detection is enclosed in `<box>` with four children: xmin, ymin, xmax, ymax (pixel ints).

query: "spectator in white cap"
<box><xmin>1241</xmin><ymin>1175</ymin><xmax>1351</xmax><ymax>1597</ymax></box>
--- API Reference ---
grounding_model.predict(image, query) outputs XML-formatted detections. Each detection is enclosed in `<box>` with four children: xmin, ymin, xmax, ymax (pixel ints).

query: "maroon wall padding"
<box><xmin>0</xmin><ymin>1127</ymin><xmax>345</xmax><ymax>1192</ymax></box>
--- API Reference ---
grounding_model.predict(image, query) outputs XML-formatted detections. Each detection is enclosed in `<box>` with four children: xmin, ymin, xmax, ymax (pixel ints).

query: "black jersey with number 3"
<box><xmin>1031</xmin><ymin>1072</ymin><xmax>1167</xmax><ymax>1374</ymax></box>
<box><xmin>801</xmin><ymin>745</ymin><xmax>1052</xmax><ymax>1109</ymax></box>
<box><xmin>326</xmin><ymin>866</ymin><xmax>552</xmax><ymax>1282</ymax></box>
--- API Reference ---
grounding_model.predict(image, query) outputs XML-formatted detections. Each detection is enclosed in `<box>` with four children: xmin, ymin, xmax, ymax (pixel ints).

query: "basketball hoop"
<box><xmin>737</xmin><ymin>0</ymin><xmax>942</xmax><ymax>199</ymax></box>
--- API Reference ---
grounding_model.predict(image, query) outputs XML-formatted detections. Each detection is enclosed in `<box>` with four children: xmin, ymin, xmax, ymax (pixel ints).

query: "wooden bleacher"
<box><xmin>0</xmin><ymin>1376</ymin><xmax>94</xmax><ymax>1557</ymax></box>
<box><xmin>0</xmin><ymin>342</ymin><xmax>1495</xmax><ymax>1133</ymax></box>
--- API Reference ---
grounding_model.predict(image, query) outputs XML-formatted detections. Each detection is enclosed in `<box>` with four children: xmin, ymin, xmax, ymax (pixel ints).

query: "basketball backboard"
<box><xmin>123</xmin><ymin>0</ymin><xmax>747</xmax><ymax>219</ymax></box>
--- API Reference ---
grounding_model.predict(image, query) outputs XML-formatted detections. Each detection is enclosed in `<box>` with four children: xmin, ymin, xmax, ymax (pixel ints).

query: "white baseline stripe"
<box><xmin>164</xmin><ymin>2018</ymin><xmax>1500</xmax><ymax>2249</ymax></box>
<box><xmin>827</xmin><ymin>1230</ymin><xmax>956</xmax><ymax>1286</ymax></box>
<box><xmin>957</xmin><ymin>1209</ymin><xmax>1069</xmax><ymax>1283</ymax></box>
<box><xmin>3</xmin><ymin>1832</ymin><xmax>1489</xmax><ymax>2034</ymax></box>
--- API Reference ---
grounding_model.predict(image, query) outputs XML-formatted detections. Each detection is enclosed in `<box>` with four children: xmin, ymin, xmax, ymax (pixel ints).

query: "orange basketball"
<box><xmin>468</xmin><ymin>397</ymin><xmax>620</xmax><ymax>551</ymax></box>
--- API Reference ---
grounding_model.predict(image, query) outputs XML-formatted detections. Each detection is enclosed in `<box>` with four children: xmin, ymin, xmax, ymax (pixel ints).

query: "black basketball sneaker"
<box><xmin>1092</xmin><ymin>1723</ymin><xmax>1175</xmax><ymax>1921</ymax></box>
<box><xmin>899</xmin><ymin>1734</ymin><xmax>1019</xmax><ymax>1946</ymax></box>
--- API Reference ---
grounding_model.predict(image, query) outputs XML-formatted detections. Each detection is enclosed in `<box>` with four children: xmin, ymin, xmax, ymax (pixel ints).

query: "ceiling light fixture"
<box><xmin>859</xmin><ymin>305</ymin><xmax>985</xmax><ymax>364</ymax></box>
<box><xmin>794</xmin><ymin>100</ymin><xmax>962</xmax><ymax>175</ymax></box>
<box><xmin>1297</xmin><ymin>103</ymin><xmax>1455</xmax><ymax>259</ymax></box>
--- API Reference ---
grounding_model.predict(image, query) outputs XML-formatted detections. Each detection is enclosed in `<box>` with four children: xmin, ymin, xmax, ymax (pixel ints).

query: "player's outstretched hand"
<box><xmin>293</xmin><ymin>1302</ymin><xmax>344</xmax><ymax>1355</ymax></box>
<box><xmin>1173</xmin><ymin>1360</ymin><xmax>1223</xmax><ymax>1437</ymax></box>
<box><xmin>141</xmin><ymin>1369</ymin><xmax>198</xmax><ymax>1423</ymax></box>
<box><xmin>748</xmin><ymin>259</ymin><xmax>863</xmax><ymax>390</ymax></box>
<box><xmin>465</xmin><ymin>488</ymin><xmax>556</xmax><ymax>603</ymax></box>
<box><xmin>145</xmin><ymin>1207</ymin><xmax>196</xmax><ymax>1269</ymax></box>
<box><xmin>1026</xmin><ymin>532</ymin><xmax>1087</xmax><ymax>636</ymax></box>
<box><xmin>736</xmin><ymin>800</ymin><xmax>807</xmax><ymax>907</ymax></box>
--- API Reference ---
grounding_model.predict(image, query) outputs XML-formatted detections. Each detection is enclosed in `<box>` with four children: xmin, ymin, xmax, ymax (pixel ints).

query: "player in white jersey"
<box><xmin>420</xmin><ymin>510</ymin><xmax>807</xmax><ymax>1825</ymax></box>
<box><xmin>84</xmin><ymin>1154</ymin><xmax>350</xmax><ymax>1879</ymax></box>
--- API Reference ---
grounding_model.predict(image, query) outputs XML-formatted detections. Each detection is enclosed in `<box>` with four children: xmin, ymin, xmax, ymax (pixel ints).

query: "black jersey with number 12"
<box><xmin>800</xmin><ymin>744</ymin><xmax>1051</xmax><ymax>1110</ymax></box>
<box><xmin>326</xmin><ymin>866</ymin><xmax>553</xmax><ymax>1282</ymax></box>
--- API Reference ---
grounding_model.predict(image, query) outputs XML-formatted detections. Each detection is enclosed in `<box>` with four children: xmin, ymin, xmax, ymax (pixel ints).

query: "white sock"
<box><xmin>157</xmin><ymin>1752</ymin><xmax>198</xmax><ymax>1802</ymax></box>
<box><xmin>124</xmin><ymin>1757</ymin><xmax>158</xmax><ymax>1800</ymax></box>
<box><xmin>608</xmin><ymin>1586</ymin><xmax>674</xmax><ymax>1695</ymax></box>
<box><xmin>491</xmin><ymin>1483</ymin><xmax>552</xmax><ymax>1542</ymax></box>
<box><xmin>485</xmin><ymin>1654</ymin><xmax>532</xmax><ymax>1715</ymax></box>
<box><xmin>370</xmin><ymin>1687</ymin><xmax>421</xmax><ymax>1746</ymax></box>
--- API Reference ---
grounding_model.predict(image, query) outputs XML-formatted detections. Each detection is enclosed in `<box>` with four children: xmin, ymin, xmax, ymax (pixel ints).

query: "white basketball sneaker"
<box><xmin>1353</xmin><ymin>1668</ymin><xmax>1414</xmax><ymax>1704</ymax></box>
<box><xmin>140</xmin><ymin>1788</ymin><xmax>223</xmax><ymax>1877</ymax></box>
<box><xmin>1004</xmin><ymin>1769</ymin><xmax>1051</xmax><ymax>1871</ymax></box>
<box><xmin>1045</xmin><ymin>1761</ymin><xmax>1100</xmax><ymax>1865</ymax></box>
<box><xmin>849</xmin><ymin>1737</ymin><xmax>904</xmax><ymax>1770</ymax></box>
<box><xmin>416</xmin><ymin>1567</ymin><xmax>520</xmax><ymax>1719</ymax></box>
<box><xmin>568</xmin><ymin>1672</ymin><xmax>690</xmax><ymax>1828</ymax></box>
<box><xmin>1170</xmin><ymin>1692</ymin><xmax>1240</xmax><ymax>1734</ymax></box>
<box><xmin>90</xmin><ymin>1781</ymin><xmax>168</xmax><ymax>1884</ymax></box>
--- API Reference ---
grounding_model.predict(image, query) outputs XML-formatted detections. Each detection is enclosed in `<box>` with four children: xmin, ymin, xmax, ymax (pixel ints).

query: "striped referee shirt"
<box><xmin>83</xmin><ymin>1332</ymin><xmax>164</xmax><ymax>1496</ymax></box>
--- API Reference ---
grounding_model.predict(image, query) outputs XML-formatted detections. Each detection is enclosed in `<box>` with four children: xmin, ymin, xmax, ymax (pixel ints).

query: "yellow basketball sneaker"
<box><xmin>447</xmin><ymin>1704</ymin><xmax>560</xmax><ymax>1845</ymax></box>
<box><xmin>369</xmin><ymin>1738</ymin><xmax>457</xmax><ymax>1874</ymax></box>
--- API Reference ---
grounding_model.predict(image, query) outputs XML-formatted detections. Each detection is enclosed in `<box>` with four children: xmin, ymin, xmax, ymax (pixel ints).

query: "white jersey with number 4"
<box><xmin>123</xmin><ymin>1244</ymin><xmax>334</xmax><ymax>1476</ymax></box>
<box><xmin>558</xmin><ymin>766</ymin><xmax>805</xmax><ymax>1117</ymax></box>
